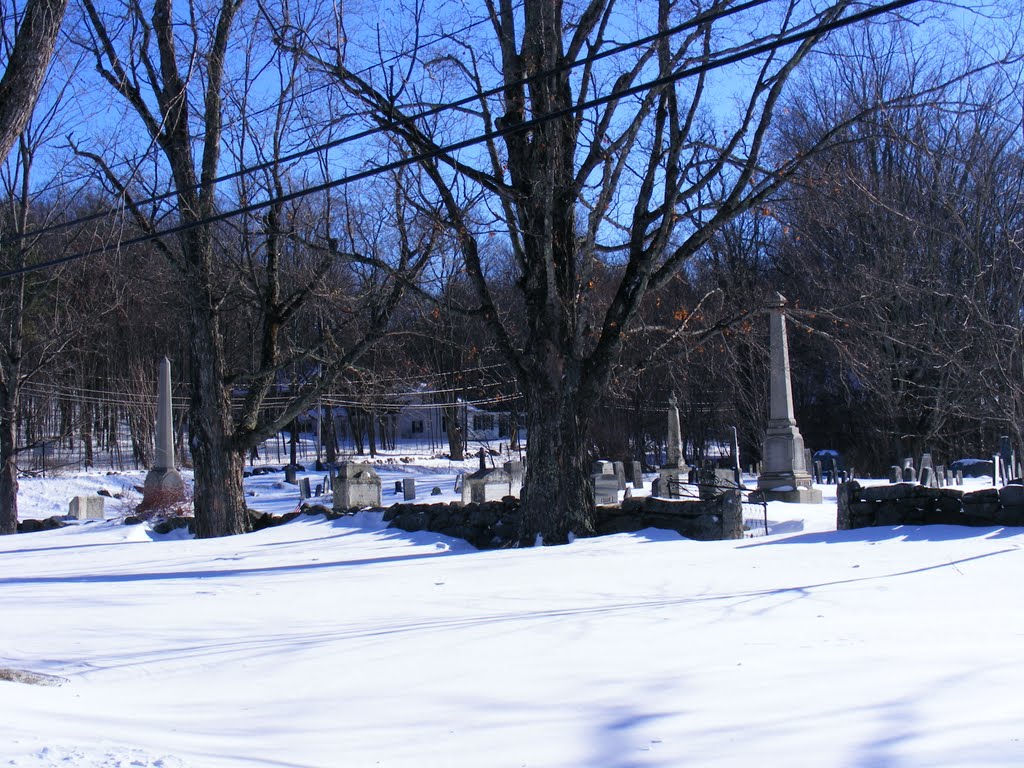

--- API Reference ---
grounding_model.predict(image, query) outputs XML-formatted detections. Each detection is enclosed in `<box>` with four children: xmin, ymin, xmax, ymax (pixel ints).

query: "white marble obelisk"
<box><xmin>143</xmin><ymin>357</ymin><xmax>185</xmax><ymax>505</ymax></box>
<box><xmin>756</xmin><ymin>293</ymin><xmax>821</xmax><ymax>503</ymax></box>
<box><xmin>658</xmin><ymin>392</ymin><xmax>692</xmax><ymax>498</ymax></box>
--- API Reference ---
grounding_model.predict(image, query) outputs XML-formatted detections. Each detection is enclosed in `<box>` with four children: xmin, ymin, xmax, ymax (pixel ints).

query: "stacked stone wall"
<box><xmin>384</xmin><ymin>492</ymin><xmax>744</xmax><ymax>549</ymax></box>
<box><xmin>837</xmin><ymin>481</ymin><xmax>1024</xmax><ymax>529</ymax></box>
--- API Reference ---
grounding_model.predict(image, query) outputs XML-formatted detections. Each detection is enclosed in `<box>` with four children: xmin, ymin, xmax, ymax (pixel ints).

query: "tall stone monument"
<box><xmin>756</xmin><ymin>293</ymin><xmax>821</xmax><ymax>503</ymax></box>
<box><xmin>658</xmin><ymin>392</ymin><xmax>692</xmax><ymax>498</ymax></box>
<box><xmin>143</xmin><ymin>357</ymin><xmax>185</xmax><ymax>505</ymax></box>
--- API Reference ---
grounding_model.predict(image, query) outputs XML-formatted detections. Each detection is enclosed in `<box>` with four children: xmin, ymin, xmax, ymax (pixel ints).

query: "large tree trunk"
<box><xmin>186</xmin><ymin>280</ymin><xmax>250</xmax><ymax>537</ymax></box>
<box><xmin>0</xmin><ymin>386</ymin><xmax>18</xmax><ymax>535</ymax></box>
<box><xmin>519</xmin><ymin>384</ymin><xmax>595</xmax><ymax>545</ymax></box>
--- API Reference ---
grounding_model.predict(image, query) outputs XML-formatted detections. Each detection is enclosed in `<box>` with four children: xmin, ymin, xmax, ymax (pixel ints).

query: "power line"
<box><xmin>2</xmin><ymin>0</ymin><xmax>920</xmax><ymax>279</ymax></box>
<box><xmin>12</xmin><ymin>0</ymin><xmax>773</xmax><ymax>244</ymax></box>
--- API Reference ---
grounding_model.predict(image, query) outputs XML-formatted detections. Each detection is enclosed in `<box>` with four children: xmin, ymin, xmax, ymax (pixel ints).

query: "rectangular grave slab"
<box><xmin>69</xmin><ymin>495</ymin><xmax>105</xmax><ymax>520</ymax></box>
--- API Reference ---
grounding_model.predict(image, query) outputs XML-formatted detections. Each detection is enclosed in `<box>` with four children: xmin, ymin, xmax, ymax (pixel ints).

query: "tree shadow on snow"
<box><xmin>740</xmin><ymin>524</ymin><xmax>1023</xmax><ymax>548</ymax></box>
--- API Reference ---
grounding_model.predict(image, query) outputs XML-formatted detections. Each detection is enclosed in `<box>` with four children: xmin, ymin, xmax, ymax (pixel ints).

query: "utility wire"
<box><xmin>2</xmin><ymin>0</ymin><xmax>920</xmax><ymax>279</ymax></box>
<box><xmin>13</xmin><ymin>0</ymin><xmax>773</xmax><ymax>244</ymax></box>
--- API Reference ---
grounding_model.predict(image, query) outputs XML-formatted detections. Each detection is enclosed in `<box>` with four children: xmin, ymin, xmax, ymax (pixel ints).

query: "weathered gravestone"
<box><xmin>503</xmin><ymin>460</ymin><xmax>524</xmax><ymax>498</ymax></box>
<box><xmin>403</xmin><ymin>478</ymin><xmax>416</xmax><ymax>501</ymax></box>
<box><xmin>461</xmin><ymin>449</ymin><xmax>511</xmax><ymax>503</ymax></box>
<box><xmin>593</xmin><ymin>473</ymin><xmax>620</xmax><ymax>505</ymax></box>
<box><xmin>299</xmin><ymin>477</ymin><xmax>312</xmax><ymax>500</ymax></box>
<box><xmin>284</xmin><ymin>465</ymin><xmax>298</xmax><ymax>485</ymax></box>
<box><xmin>332</xmin><ymin>463</ymin><xmax>382</xmax><ymax>510</ymax></box>
<box><xmin>612</xmin><ymin>461</ymin><xmax>627</xmax><ymax>491</ymax></box>
<box><xmin>69</xmin><ymin>495</ymin><xmax>104</xmax><ymax>520</ymax></box>
<box><xmin>889</xmin><ymin>465</ymin><xmax>902</xmax><ymax>484</ymax></box>
<box><xmin>626</xmin><ymin>461</ymin><xmax>644</xmax><ymax>489</ymax></box>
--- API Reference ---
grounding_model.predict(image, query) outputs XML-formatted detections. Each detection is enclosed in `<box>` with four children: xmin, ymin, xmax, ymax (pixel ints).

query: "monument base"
<box><xmin>142</xmin><ymin>467</ymin><xmax>185</xmax><ymax>507</ymax></box>
<box><xmin>754</xmin><ymin>472</ymin><xmax>822</xmax><ymax>504</ymax></box>
<box><xmin>752</xmin><ymin>486</ymin><xmax>823</xmax><ymax>504</ymax></box>
<box><xmin>657</xmin><ymin>468</ymin><xmax>696</xmax><ymax>499</ymax></box>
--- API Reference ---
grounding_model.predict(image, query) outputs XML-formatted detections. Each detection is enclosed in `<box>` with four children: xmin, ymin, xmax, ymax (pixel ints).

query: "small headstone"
<box><xmin>284</xmin><ymin>465</ymin><xmax>298</xmax><ymax>485</ymax></box>
<box><xmin>902</xmin><ymin>457</ymin><xmax>915</xmax><ymax>470</ymax></box>
<box><xmin>919</xmin><ymin>466</ymin><xmax>934</xmax><ymax>488</ymax></box>
<box><xmin>593</xmin><ymin>474</ymin><xmax>619</xmax><ymax>505</ymax></box>
<box><xmin>920</xmin><ymin>453</ymin><xmax>934</xmax><ymax>473</ymax></box>
<box><xmin>955</xmin><ymin>469</ymin><xmax>963</xmax><ymax>485</ymax></box>
<box><xmin>651</xmin><ymin>477</ymin><xmax>661</xmax><ymax>497</ymax></box>
<box><xmin>935</xmin><ymin>465</ymin><xmax>945</xmax><ymax>487</ymax></box>
<box><xmin>299</xmin><ymin>477</ymin><xmax>312</xmax><ymax>499</ymax></box>
<box><xmin>69</xmin><ymin>496</ymin><xmax>104</xmax><ymax>520</ymax></box>
<box><xmin>431</xmin><ymin>487</ymin><xmax>442</xmax><ymax>496</ymax></box>
<box><xmin>813</xmin><ymin>461</ymin><xmax>823</xmax><ymax>485</ymax></box>
<box><xmin>592</xmin><ymin>460</ymin><xmax>614</xmax><ymax>475</ymax></box>
<box><xmin>394</xmin><ymin>480</ymin><xmax>403</xmax><ymax>494</ymax></box>
<box><xmin>612</xmin><ymin>461</ymin><xmax>626</xmax><ymax>491</ymax></box>
<box><xmin>889</xmin><ymin>465</ymin><xmax>902</xmax><ymax>483</ymax></box>
<box><xmin>626</xmin><ymin>461</ymin><xmax>644</xmax><ymax>487</ymax></box>
<box><xmin>902</xmin><ymin>466</ymin><xmax>917</xmax><ymax>483</ymax></box>
<box><xmin>323</xmin><ymin>474</ymin><xmax>332</xmax><ymax>492</ymax></box>
<box><xmin>402</xmin><ymin>478</ymin><xmax>416</xmax><ymax>501</ymax></box>
<box><xmin>315</xmin><ymin>484</ymin><xmax>323</xmax><ymax>496</ymax></box>
<box><xmin>993</xmin><ymin>454</ymin><xmax>1002</xmax><ymax>486</ymax></box>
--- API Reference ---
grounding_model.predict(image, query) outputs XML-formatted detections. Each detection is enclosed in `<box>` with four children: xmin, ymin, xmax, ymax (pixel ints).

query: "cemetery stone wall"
<box><xmin>837</xmin><ymin>481</ymin><xmax>1024</xmax><ymax>529</ymax></box>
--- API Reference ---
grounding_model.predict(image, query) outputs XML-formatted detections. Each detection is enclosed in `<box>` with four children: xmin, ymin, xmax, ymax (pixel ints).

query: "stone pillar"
<box><xmin>143</xmin><ymin>357</ymin><xmax>185</xmax><ymax>506</ymax></box>
<box><xmin>756</xmin><ymin>293</ymin><xmax>821</xmax><ymax>503</ymax></box>
<box><xmin>658</xmin><ymin>392</ymin><xmax>692</xmax><ymax>498</ymax></box>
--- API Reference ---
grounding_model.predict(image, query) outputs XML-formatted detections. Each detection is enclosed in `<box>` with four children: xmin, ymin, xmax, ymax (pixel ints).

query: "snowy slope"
<box><xmin>1</xmin><ymin>471</ymin><xmax>1022</xmax><ymax>767</ymax></box>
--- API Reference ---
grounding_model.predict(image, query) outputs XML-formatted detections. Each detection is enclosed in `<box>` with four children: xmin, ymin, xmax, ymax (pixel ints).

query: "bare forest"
<box><xmin>0</xmin><ymin>0</ymin><xmax>1021</xmax><ymax>540</ymax></box>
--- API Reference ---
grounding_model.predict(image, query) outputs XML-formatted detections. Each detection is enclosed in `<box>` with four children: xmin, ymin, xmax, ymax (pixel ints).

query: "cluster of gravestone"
<box><xmin>886</xmin><ymin>453</ymin><xmax>964</xmax><ymax>488</ymax></box>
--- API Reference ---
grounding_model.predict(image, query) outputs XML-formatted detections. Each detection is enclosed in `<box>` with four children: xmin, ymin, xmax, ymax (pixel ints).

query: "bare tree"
<box><xmin>298</xmin><ymin>0</ymin><xmax>926</xmax><ymax>543</ymax></box>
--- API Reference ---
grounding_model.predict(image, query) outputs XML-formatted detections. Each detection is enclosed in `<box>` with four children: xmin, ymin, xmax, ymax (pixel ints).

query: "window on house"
<box><xmin>411</xmin><ymin>419</ymin><xmax>424</xmax><ymax>434</ymax></box>
<box><xmin>473</xmin><ymin>414</ymin><xmax>494</xmax><ymax>432</ymax></box>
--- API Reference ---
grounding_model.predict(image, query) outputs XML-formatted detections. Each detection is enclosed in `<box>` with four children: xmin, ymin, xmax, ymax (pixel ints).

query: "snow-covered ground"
<box><xmin>2</xmin><ymin>464</ymin><xmax>1022</xmax><ymax>767</ymax></box>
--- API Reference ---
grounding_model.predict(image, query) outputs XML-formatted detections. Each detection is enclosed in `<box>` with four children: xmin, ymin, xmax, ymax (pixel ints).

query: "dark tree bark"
<box><xmin>0</xmin><ymin>0</ymin><xmax>67</xmax><ymax>158</ymax></box>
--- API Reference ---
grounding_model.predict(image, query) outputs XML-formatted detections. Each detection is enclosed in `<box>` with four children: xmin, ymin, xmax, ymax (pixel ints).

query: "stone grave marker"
<box><xmin>657</xmin><ymin>393</ymin><xmax>691</xmax><ymax>498</ymax></box>
<box><xmin>754</xmin><ymin>293</ymin><xmax>820</xmax><ymax>503</ymax></box>
<box><xmin>612</xmin><ymin>461</ymin><xmax>626</xmax><ymax>491</ymax></box>
<box><xmin>504</xmin><ymin>460</ymin><xmax>524</xmax><ymax>498</ymax></box>
<box><xmin>299</xmin><ymin>477</ymin><xmax>312</xmax><ymax>499</ymax></box>
<box><xmin>284</xmin><ymin>465</ymin><xmax>298</xmax><ymax>485</ymax></box>
<box><xmin>69</xmin><ymin>496</ymin><xmax>104</xmax><ymax>520</ymax></box>
<box><xmin>143</xmin><ymin>357</ymin><xmax>185</xmax><ymax>506</ymax></box>
<box><xmin>889</xmin><ymin>465</ymin><xmax>902</xmax><ymax>483</ymax></box>
<box><xmin>332</xmin><ymin>463</ymin><xmax>382</xmax><ymax>510</ymax></box>
<box><xmin>462</xmin><ymin>449</ymin><xmax>511</xmax><ymax>503</ymax></box>
<box><xmin>626</xmin><ymin>461</ymin><xmax>644</xmax><ymax>489</ymax></box>
<box><xmin>593</xmin><ymin>473</ymin><xmax>619</xmax><ymax>505</ymax></box>
<box><xmin>403</xmin><ymin>478</ymin><xmax>416</xmax><ymax>501</ymax></box>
